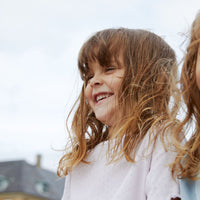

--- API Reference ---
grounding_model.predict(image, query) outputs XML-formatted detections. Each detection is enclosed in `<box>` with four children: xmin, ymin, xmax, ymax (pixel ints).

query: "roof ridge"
<box><xmin>0</xmin><ymin>160</ymin><xmax>64</xmax><ymax>199</ymax></box>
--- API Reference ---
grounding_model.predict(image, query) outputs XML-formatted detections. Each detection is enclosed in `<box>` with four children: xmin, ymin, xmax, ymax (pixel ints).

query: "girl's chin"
<box><xmin>95</xmin><ymin>115</ymin><xmax>113</xmax><ymax>127</ymax></box>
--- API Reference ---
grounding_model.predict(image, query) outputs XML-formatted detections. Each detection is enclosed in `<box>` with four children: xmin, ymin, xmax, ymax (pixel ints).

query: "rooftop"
<box><xmin>0</xmin><ymin>160</ymin><xmax>65</xmax><ymax>200</ymax></box>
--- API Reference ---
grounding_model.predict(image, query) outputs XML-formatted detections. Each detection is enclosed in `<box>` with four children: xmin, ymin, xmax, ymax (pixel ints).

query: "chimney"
<box><xmin>36</xmin><ymin>154</ymin><xmax>42</xmax><ymax>168</ymax></box>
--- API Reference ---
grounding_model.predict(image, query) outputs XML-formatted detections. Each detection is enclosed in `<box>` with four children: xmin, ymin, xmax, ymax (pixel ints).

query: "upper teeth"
<box><xmin>96</xmin><ymin>94</ymin><xmax>110</xmax><ymax>102</ymax></box>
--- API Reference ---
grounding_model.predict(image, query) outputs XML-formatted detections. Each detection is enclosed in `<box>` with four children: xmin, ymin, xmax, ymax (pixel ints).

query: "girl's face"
<box><xmin>196</xmin><ymin>44</ymin><xmax>200</xmax><ymax>90</ymax></box>
<box><xmin>84</xmin><ymin>56</ymin><xmax>124</xmax><ymax>127</ymax></box>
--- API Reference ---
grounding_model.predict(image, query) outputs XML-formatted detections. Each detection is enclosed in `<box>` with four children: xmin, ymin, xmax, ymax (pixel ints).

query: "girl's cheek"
<box><xmin>84</xmin><ymin>87</ymin><xmax>93</xmax><ymax>106</ymax></box>
<box><xmin>196</xmin><ymin>45</ymin><xmax>200</xmax><ymax>90</ymax></box>
<box><xmin>84</xmin><ymin>86</ymin><xmax>90</xmax><ymax>99</ymax></box>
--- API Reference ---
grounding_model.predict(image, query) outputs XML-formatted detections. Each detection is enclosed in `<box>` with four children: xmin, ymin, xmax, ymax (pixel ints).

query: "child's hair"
<box><xmin>171</xmin><ymin>11</ymin><xmax>200</xmax><ymax>180</ymax></box>
<box><xmin>57</xmin><ymin>28</ymin><xmax>178</xmax><ymax>177</ymax></box>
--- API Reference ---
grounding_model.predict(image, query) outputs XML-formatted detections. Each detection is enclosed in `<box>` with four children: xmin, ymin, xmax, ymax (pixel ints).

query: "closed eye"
<box><xmin>105</xmin><ymin>67</ymin><xmax>116</xmax><ymax>72</ymax></box>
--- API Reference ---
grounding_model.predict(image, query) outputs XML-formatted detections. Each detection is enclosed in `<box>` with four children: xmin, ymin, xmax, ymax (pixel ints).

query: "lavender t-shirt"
<box><xmin>62</xmin><ymin>131</ymin><xmax>180</xmax><ymax>200</ymax></box>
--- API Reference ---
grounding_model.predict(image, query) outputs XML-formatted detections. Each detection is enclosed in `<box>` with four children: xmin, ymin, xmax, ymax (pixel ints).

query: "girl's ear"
<box><xmin>196</xmin><ymin>44</ymin><xmax>200</xmax><ymax>90</ymax></box>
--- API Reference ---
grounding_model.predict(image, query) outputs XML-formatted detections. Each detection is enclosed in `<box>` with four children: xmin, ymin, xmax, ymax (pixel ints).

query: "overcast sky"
<box><xmin>0</xmin><ymin>0</ymin><xmax>200</xmax><ymax>173</ymax></box>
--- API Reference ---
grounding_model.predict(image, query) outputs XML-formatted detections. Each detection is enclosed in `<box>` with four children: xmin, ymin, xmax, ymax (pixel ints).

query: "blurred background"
<box><xmin>0</xmin><ymin>0</ymin><xmax>200</xmax><ymax>172</ymax></box>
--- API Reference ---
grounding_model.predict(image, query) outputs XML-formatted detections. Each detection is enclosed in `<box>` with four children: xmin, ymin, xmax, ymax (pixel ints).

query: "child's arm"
<box><xmin>145</xmin><ymin>137</ymin><xmax>180</xmax><ymax>200</ymax></box>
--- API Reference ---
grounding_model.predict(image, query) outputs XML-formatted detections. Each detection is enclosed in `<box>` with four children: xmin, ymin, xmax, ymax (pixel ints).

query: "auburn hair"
<box><xmin>57</xmin><ymin>28</ymin><xmax>179</xmax><ymax>177</ymax></box>
<box><xmin>171</xmin><ymin>11</ymin><xmax>200</xmax><ymax>180</ymax></box>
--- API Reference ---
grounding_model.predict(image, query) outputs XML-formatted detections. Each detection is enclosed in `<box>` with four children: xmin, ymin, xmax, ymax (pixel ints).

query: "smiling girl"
<box><xmin>58</xmin><ymin>28</ymin><xmax>180</xmax><ymax>200</ymax></box>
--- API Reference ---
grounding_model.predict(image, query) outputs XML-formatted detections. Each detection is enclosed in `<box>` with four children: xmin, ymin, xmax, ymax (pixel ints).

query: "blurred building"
<box><xmin>0</xmin><ymin>159</ymin><xmax>65</xmax><ymax>200</ymax></box>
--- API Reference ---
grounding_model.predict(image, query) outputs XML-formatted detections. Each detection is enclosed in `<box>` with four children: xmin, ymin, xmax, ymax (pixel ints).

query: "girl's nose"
<box><xmin>89</xmin><ymin>75</ymin><xmax>102</xmax><ymax>87</ymax></box>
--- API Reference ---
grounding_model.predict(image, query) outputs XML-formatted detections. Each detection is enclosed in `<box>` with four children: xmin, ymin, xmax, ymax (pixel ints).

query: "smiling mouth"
<box><xmin>95</xmin><ymin>93</ymin><xmax>113</xmax><ymax>103</ymax></box>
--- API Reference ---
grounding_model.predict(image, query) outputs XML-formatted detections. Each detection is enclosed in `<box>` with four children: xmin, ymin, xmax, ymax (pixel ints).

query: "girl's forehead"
<box><xmin>87</xmin><ymin>53</ymin><xmax>125</xmax><ymax>70</ymax></box>
<box><xmin>84</xmin><ymin>38</ymin><xmax>124</xmax><ymax>62</ymax></box>
<box><xmin>79</xmin><ymin>40</ymin><xmax>126</xmax><ymax>79</ymax></box>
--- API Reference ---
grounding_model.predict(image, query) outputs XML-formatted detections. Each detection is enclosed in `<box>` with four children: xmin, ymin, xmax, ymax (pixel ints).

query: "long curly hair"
<box><xmin>171</xmin><ymin>11</ymin><xmax>200</xmax><ymax>180</ymax></box>
<box><xmin>57</xmin><ymin>28</ymin><xmax>179</xmax><ymax>177</ymax></box>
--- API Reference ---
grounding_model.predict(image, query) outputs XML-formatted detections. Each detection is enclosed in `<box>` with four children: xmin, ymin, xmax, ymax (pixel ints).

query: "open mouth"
<box><xmin>95</xmin><ymin>93</ymin><xmax>114</xmax><ymax>103</ymax></box>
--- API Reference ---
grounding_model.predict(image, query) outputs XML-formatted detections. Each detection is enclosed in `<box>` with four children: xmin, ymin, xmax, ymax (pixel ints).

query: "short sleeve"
<box><xmin>145</xmin><ymin>139</ymin><xmax>180</xmax><ymax>200</ymax></box>
<box><xmin>62</xmin><ymin>174</ymin><xmax>71</xmax><ymax>200</ymax></box>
